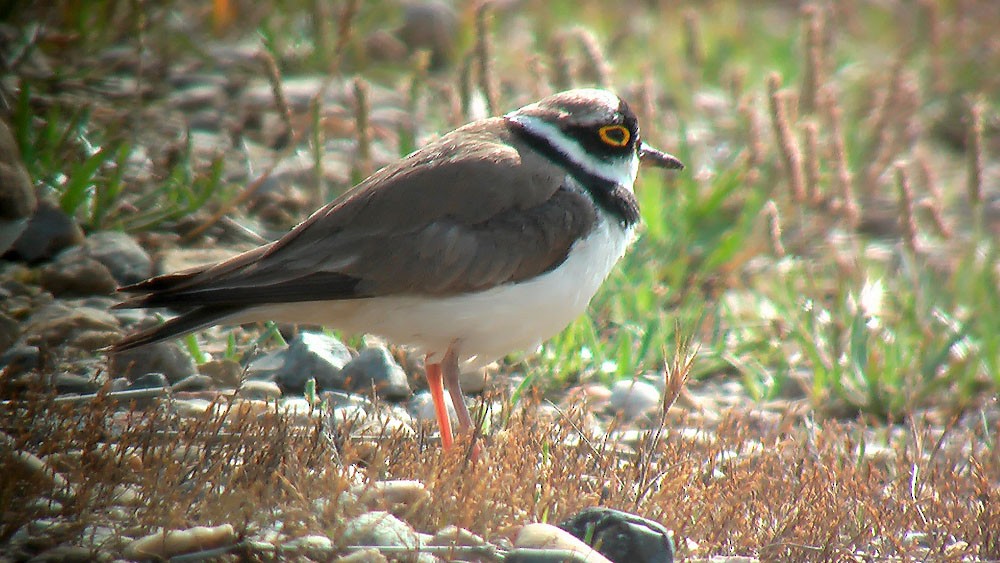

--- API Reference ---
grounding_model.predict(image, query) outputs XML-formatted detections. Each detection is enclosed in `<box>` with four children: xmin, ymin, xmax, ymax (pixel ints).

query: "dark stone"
<box><xmin>247</xmin><ymin>331</ymin><xmax>352</xmax><ymax>393</ymax></box>
<box><xmin>0</xmin><ymin>345</ymin><xmax>40</xmax><ymax>375</ymax></box>
<box><xmin>0</xmin><ymin>311</ymin><xmax>19</xmax><ymax>354</ymax></box>
<box><xmin>171</xmin><ymin>374</ymin><xmax>215</xmax><ymax>392</ymax></box>
<box><xmin>23</xmin><ymin>303</ymin><xmax>120</xmax><ymax>350</ymax></box>
<box><xmin>109</xmin><ymin>340</ymin><xmax>196</xmax><ymax>384</ymax></box>
<box><xmin>0</xmin><ymin>116</ymin><xmax>37</xmax><ymax>255</ymax></box>
<box><xmin>77</xmin><ymin>231</ymin><xmax>153</xmax><ymax>285</ymax></box>
<box><xmin>130</xmin><ymin>372</ymin><xmax>170</xmax><ymax>390</ymax></box>
<box><xmin>54</xmin><ymin>373</ymin><xmax>100</xmax><ymax>395</ymax></box>
<box><xmin>338</xmin><ymin>345</ymin><xmax>411</xmax><ymax>400</ymax></box>
<box><xmin>558</xmin><ymin>507</ymin><xmax>674</xmax><ymax>563</ymax></box>
<box><xmin>8</xmin><ymin>200</ymin><xmax>84</xmax><ymax>263</ymax></box>
<box><xmin>38</xmin><ymin>252</ymin><xmax>117</xmax><ymax>297</ymax></box>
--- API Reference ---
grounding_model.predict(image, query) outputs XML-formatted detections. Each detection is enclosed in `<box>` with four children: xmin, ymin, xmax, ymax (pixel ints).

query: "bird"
<box><xmin>112</xmin><ymin>88</ymin><xmax>683</xmax><ymax>452</ymax></box>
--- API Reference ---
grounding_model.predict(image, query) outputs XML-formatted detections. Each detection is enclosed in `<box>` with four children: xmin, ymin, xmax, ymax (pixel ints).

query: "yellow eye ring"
<box><xmin>598</xmin><ymin>124</ymin><xmax>631</xmax><ymax>147</ymax></box>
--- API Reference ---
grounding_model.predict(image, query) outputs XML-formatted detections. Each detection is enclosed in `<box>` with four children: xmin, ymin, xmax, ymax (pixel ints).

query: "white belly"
<box><xmin>240</xmin><ymin>216</ymin><xmax>635</xmax><ymax>368</ymax></box>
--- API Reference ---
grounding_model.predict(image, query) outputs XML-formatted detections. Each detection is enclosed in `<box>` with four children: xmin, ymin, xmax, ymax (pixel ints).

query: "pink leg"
<box><xmin>442</xmin><ymin>343</ymin><xmax>481</xmax><ymax>459</ymax></box>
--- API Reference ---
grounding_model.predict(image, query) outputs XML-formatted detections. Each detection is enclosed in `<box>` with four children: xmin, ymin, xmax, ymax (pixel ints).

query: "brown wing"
<box><xmin>119</xmin><ymin>118</ymin><xmax>597</xmax><ymax>309</ymax></box>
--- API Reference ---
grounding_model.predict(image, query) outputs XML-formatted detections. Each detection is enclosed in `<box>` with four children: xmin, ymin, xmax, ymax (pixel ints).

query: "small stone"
<box><xmin>409</xmin><ymin>390</ymin><xmax>456</xmax><ymax>424</ymax></box>
<box><xmin>0</xmin><ymin>345</ymin><xmax>40</xmax><ymax>376</ymax></box>
<box><xmin>77</xmin><ymin>231</ymin><xmax>153</xmax><ymax>285</ymax></box>
<box><xmin>110</xmin><ymin>484</ymin><xmax>142</xmax><ymax>506</ymax></box>
<box><xmin>23</xmin><ymin>303</ymin><xmax>120</xmax><ymax>350</ymax></box>
<box><xmin>428</xmin><ymin>525</ymin><xmax>488</xmax><ymax>548</ymax></box>
<box><xmin>130</xmin><ymin>372</ymin><xmax>170</xmax><ymax>390</ymax></box>
<box><xmin>168</xmin><ymin>82</ymin><xmax>226</xmax><ymax>112</ymax></box>
<box><xmin>54</xmin><ymin>373</ymin><xmax>100</xmax><ymax>394</ymax></box>
<box><xmin>0</xmin><ymin>311</ymin><xmax>20</xmax><ymax>354</ymax></box>
<box><xmin>173</xmin><ymin>398</ymin><xmax>213</xmax><ymax>417</ymax></box>
<box><xmin>247</xmin><ymin>331</ymin><xmax>353</xmax><ymax>393</ymax></box>
<box><xmin>0</xmin><ymin>116</ymin><xmax>37</xmax><ymax>255</ymax></box>
<box><xmin>609</xmin><ymin>379</ymin><xmax>661</xmax><ymax>421</ymax></box>
<box><xmin>171</xmin><ymin>374</ymin><xmax>216</xmax><ymax>392</ymax></box>
<box><xmin>278</xmin><ymin>397</ymin><xmax>321</xmax><ymax>421</ymax></box>
<box><xmin>198</xmin><ymin>358</ymin><xmax>244</xmax><ymax>387</ymax></box>
<box><xmin>283</xmin><ymin>534</ymin><xmax>334</xmax><ymax>558</ymax></box>
<box><xmin>513</xmin><ymin>523</ymin><xmax>612</xmax><ymax>563</ymax></box>
<box><xmin>334</xmin><ymin>548</ymin><xmax>389</xmax><ymax>563</ymax></box>
<box><xmin>339</xmin><ymin>345</ymin><xmax>411</xmax><ymax>399</ymax></box>
<box><xmin>109</xmin><ymin>377</ymin><xmax>131</xmax><ymax>392</ymax></box>
<box><xmin>341</xmin><ymin>511</ymin><xmax>420</xmax><ymax>560</ymax></box>
<box><xmin>237</xmin><ymin>379</ymin><xmax>282</xmax><ymax>400</ymax></box>
<box><xmin>9</xmin><ymin>199</ymin><xmax>84</xmax><ymax>263</ymax></box>
<box><xmin>355</xmin><ymin>480</ymin><xmax>430</xmax><ymax>510</ymax></box>
<box><xmin>123</xmin><ymin>524</ymin><xmax>236</xmax><ymax>560</ymax></box>
<box><xmin>37</xmin><ymin>252</ymin><xmax>117</xmax><ymax>296</ymax></box>
<box><xmin>26</xmin><ymin>545</ymin><xmax>101</xmax><ymax>562</ymax></box>
<box><xmin>559</xmin><ymin>507</ymin><xmax>674</xmax><ymax>563</ymax></box>
<box><xmin>109</xmin><ymin>340</ymin><xmax>196</xmax><ymax>384</ymax></box>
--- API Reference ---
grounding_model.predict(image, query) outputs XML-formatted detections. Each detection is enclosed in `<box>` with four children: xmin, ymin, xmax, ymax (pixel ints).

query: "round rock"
<box><xmin>38</xmin><ymin>252</ymin><xmax>117</xmax><ymax>296</ymax></box>
<box><xmin>339</xmin><ymin>345</ymin><xmax>411</xmax><ymax>400</ymax></box>
<box><xmin>341</xmin><ymin>511</ymin><xmax>420</xmax><ymax>557</ymax></box>
<box><xmin>609</xmin><ymin>379</ymin><xmax>661</xmax><ymax>421</ymax></box>
<box><xmin>0</xmin><ymin>117</ymin><xmax>36</xmax><ymax>255</ymax></box>
<box><xmin>558</xmin><ymin>507</ymin><xmax>674</xmax><ymax>563</ymax></box>
<box><xmin>109</xmin><ymin>340</ymin><xmax>196</xmax><ymax>384</ymax></box>
<box><xmin>77</xmin><ymin>231</ymin><xmax>153</xmax><ymax>285</ymax></box>
<box><xmin>247</xmin><ymin>331</ymin><xmax>352</xmax><ymax>393</ymax></box>
<box><xmin>9</xmin><ymin>199</ymin><xmax>84</xmax><ymax>263</ymax></box>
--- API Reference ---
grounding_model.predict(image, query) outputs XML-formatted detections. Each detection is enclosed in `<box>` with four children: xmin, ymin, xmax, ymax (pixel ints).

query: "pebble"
<box><xmin>341</xmin><ymin>511</ymin><xmax>421</xmax><ymax>560</ymax></box>
<box><xmin>0</xmin><ymin>310</ymin><xmax>21</xmax><ymax>353</ymax></box>
<box><xmin>248</xmin><ymin>331</ymin><xmax>353</xmax><ymax>393</ymax></box>
<box><xmin>109</xmin><ymin>340</ymin><xmax>196</xmax><ymax>384</ymax></box>
<box><xmin>68</xmin><ymin>328</ymin><xmax>122</xmax><ymax>351</ymax></box>
<box><xmin>123</xmin><ymin>524</ymin><xmax>236</xmax><ymax>560</ymax></box>
<box><xmin>609</xmin><ymin>379</ymin><xmax>661</xmax><ymax>421</ymax></box>
<box><xmin>26</xmin><ymin>545</ymin><xmax>101</xmax><ymax>562</ymax></box>
<box><xmin>339</xmin><ymin>345</ymin><xmax>411</xmax><ymax>400</ymax></box>
<box><xmin>0</xmin><ymin>116</ymin><xmax>37</xmax><ymax>255</ymax></box>
<box><xmin>409</xmin><ymin>390</ymin><xmax>456</xmax><ymax>425</ymax></box>
<box><xmin>23</xmin><ymin>302</ymin><xmax>120</xmax><ymax>350</ymax></box>
<box><xmin>355</xmin><ymin>480</ymin><xmax>430</xmax><ymax>511</ymax></box>
<box><xmin>171</xmin><ymin>374</ymin><xmax>216</xmax><ymax>392</ymax></box>
<box><xmin>0</xmin><ymin>345</ymin><xmax>40</xmax><ymax>376</ymax></box>
<box><xmin>53</xmin><ymin>373</ymin><xmax>101</xmax><ymax>394</ymax></box>
<box><xmin>558</xmin><ymin>507</ymin><xmax>674</xmax><ymax>563</ymax></box>
<box><xmin>75</xmin><ymin>231</ymin><xmax>154</xmax><ymax>285</ymax></box>
<box><xmin>173</xmin><ymin>398</ymin><xmax>214</xmax><ymax>417</ymax></box>
<box><xmin>8</xmin><ymin>199</ymin><xmax>84</xmax><ymax>263</ymax></box>
<box><xmin>429</xmin><ymin>525</ymin><xmax>486</xmax><ymax>546</ymax></box>
<box><xmin>198</xmin><ymin>358</ymin><xmax>244</xmax><ymax>387</ymax></box>
<box><xmin>129</xmin><ymin>372</ymin><xmax>170</xmax><ymax>390</ymax></box>
<box><xmin>334</xmin><ymin>548</ymin><xmax>389</xmax><ymax>562</ymax></box>
<box><xmin>282</xmin><ymin>534</ymin><xmax>334</xmax><ymax>559</ymax></box>
<box><xmin>513</xmin><ymin>523</ymin><xmax>612</xmax><ymax>563</ymax></box>
<box><xmin>237</xmin><ymin>379</ymin><xmax>282</xmax><ymax>400</ymax></box>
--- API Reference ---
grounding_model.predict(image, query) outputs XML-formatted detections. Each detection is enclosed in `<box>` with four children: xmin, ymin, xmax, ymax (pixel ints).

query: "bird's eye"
<box><xmin>598</xmin><ymin>124</ymin><xmax>631</xmax><ymax>147</ymax></box>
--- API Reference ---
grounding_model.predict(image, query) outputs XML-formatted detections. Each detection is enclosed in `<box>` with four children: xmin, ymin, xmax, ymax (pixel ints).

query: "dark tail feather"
<box><xmin>110</xmin><ymin>306</ymin><xmax>243</xmax><ymax>352</ymax></box>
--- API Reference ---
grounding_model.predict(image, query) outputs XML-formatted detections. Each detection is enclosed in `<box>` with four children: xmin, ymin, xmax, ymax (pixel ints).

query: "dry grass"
<box><xmin>2</xmin><ymin>384</ymin><xmax>998</xmax><ymax>560</ymax></box>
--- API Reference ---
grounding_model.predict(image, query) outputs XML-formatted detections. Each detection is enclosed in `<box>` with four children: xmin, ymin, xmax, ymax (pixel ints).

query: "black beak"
<box><xmin>639</xmin><ymin>142</ymin><xmax>684</xmax><ymax>170</ymax></box>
